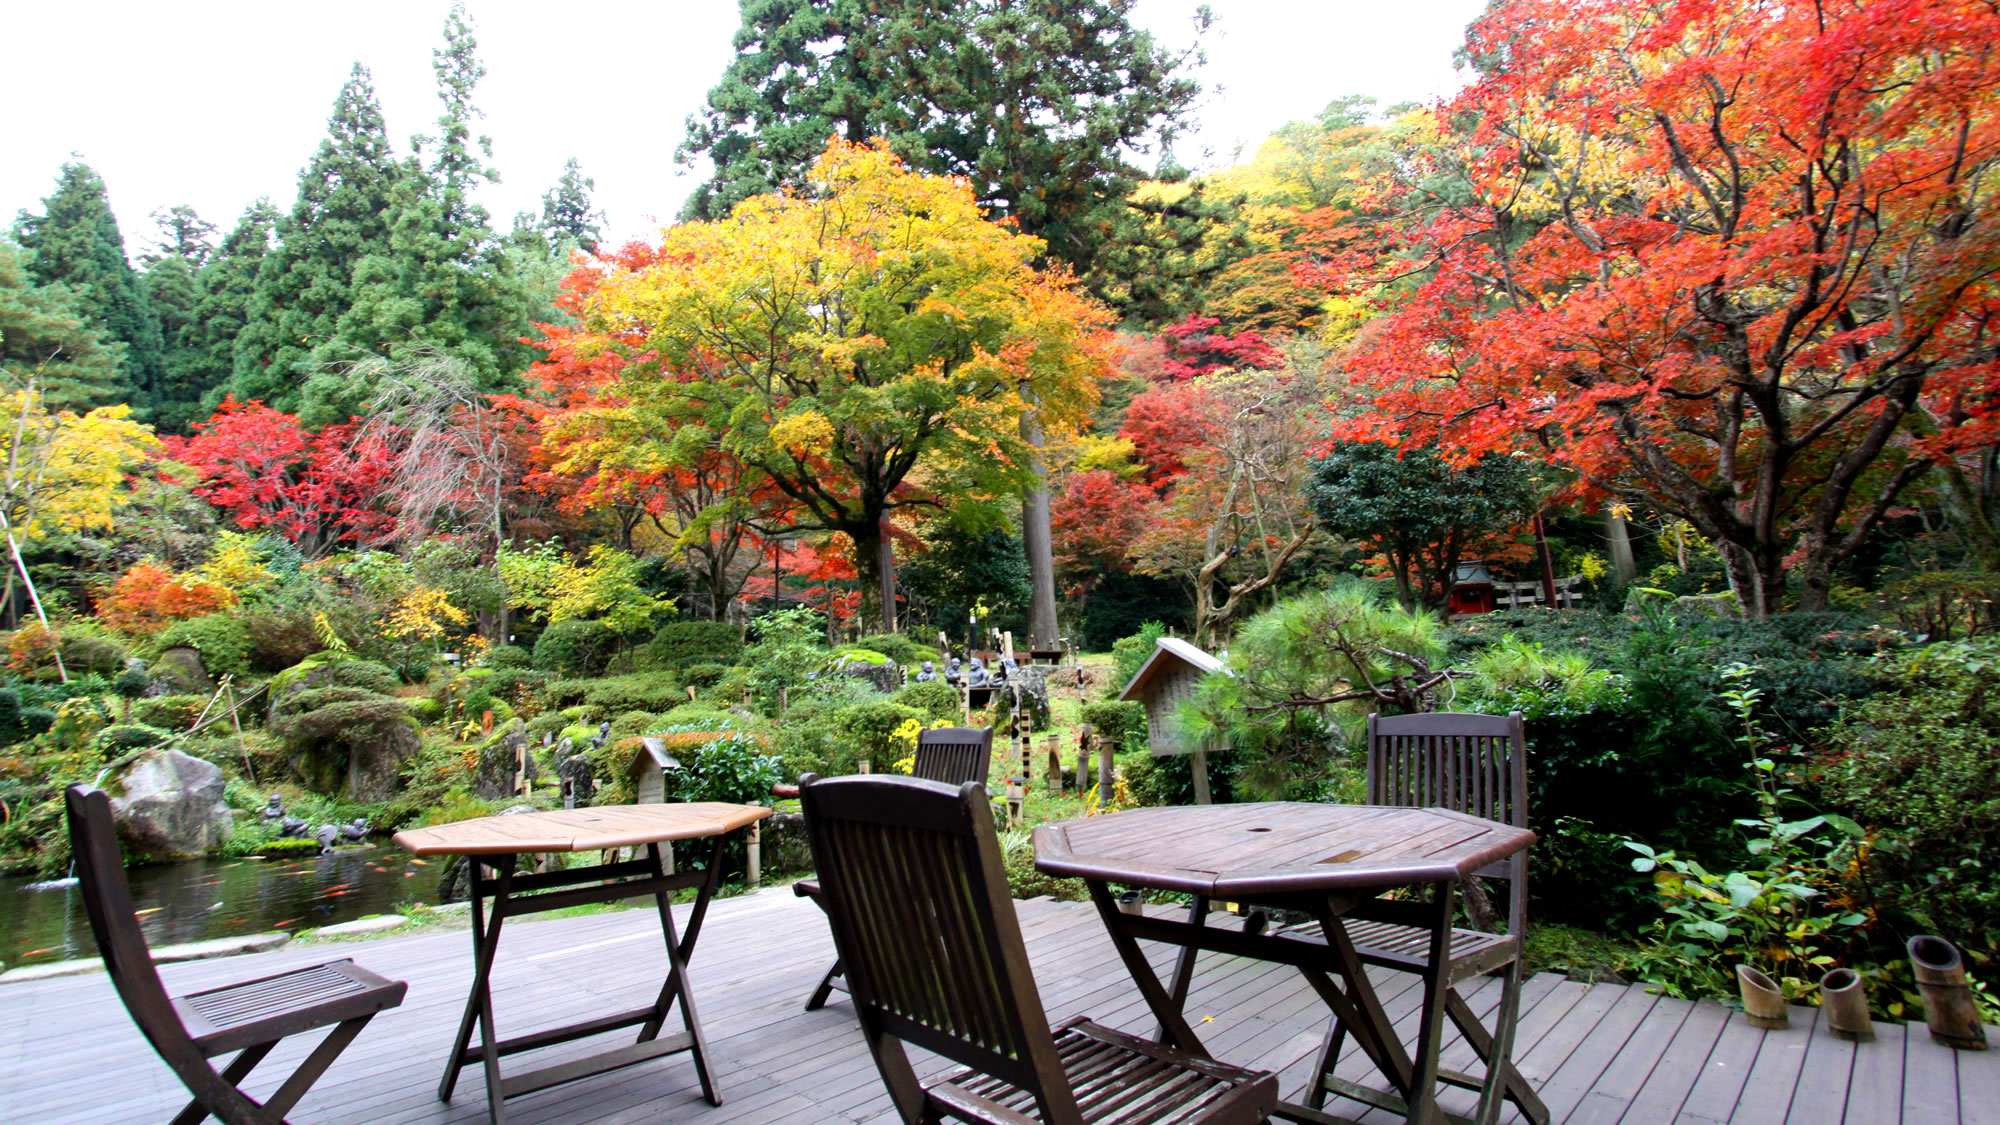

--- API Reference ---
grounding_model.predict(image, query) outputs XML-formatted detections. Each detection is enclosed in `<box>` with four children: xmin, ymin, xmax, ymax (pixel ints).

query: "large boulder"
<box><xmin>110</xmin><ymin>749</ymin><xmax>233</xmax><ymax>859</ymax></box>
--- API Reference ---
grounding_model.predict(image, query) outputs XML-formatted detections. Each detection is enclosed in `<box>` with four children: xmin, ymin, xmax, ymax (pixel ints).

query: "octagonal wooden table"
<box><xmin>395</xmin><ymin>803</ymin><xmax>771</xmax><ymax>1125</ymax></box>
<box><xmin>1035</xmin><ymin>802</ymin><xmax>1538</xmax><ymax>1125</ymax></box>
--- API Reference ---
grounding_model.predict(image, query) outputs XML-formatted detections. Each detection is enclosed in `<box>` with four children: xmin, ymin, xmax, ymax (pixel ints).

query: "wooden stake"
<box><xmin>1190</xmin><ymin>746</ymin><xmax>1213</xmax><ymax>805</ymax></box>
<box><xmin>223</xmin><ymin>677</ymin><xmax>253</xmax><ymax>785</ymax></box>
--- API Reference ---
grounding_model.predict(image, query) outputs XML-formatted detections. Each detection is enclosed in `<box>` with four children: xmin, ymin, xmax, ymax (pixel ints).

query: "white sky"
<box><xmin>2</xmin><ymin>1</ymin><xmax>1486</xmax><ymax>254</ymax></box>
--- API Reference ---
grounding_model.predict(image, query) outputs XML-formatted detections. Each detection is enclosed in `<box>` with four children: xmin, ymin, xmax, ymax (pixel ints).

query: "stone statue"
<box><xmin>965</xmin><ymin>657</ymin><xmax>989</xmax><ymax>688</ymax></box>
<box><xmin>279</xmin><ymin>815</ymin><xmax>310</xmax><ymax>839</ymax></box>
<box><xmin>314</xmin><ymin>824</ymin><xmax>340</xmax><ymax>854</ymax></box>
<box><xmin>591</xmin><ymin>720</ymin><xmax>612</xmax><ymax>749</ymax></box>
<box><xmin>262</xmin><ymin>795</ymin><xmax>285</xmax><ymax>825</ymax></box>
<box><xmin>997</xmin><ymin>655</ymin><xmax>1019</xmax><ymax>685</ymax></box>
<box><xmin>340</xmin><ymin>817</ymin><xmax>369</xmax><ymax>843</ymax></box>
<box><xmin>944</xmin><ymin>657</ymin><xmax>964</xmax><ymax>686</ymax></box>
<box><xmin>915</xmin><ymin>660</ymin><xmax>938</xmax><ymax>682</ymax></box>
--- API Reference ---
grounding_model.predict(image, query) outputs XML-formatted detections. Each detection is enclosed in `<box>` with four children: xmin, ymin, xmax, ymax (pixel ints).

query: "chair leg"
<box><xmin>168</xmin><ymin>1043</ymin><xmax>275</xmax><ymax>1125</ymax></box>
<box><xmin>263</xmin><ymin>1016</ymin><xmax>374</xmax><ymax>1120</ymax></box>
<box><xmin>1447</xmin><ymin>964</ymin><xmax>1547</xmax><ymax>1125</ymax></box>
<box><xmin>806</xmin><ymin>957</ymin><xmax>844</xmax><ymax>1011</ymax></box>
<box><xmin>1304</xmin><ymin>1010</ymin><xmax>1352</xmax><ymax>1111</ymax></box>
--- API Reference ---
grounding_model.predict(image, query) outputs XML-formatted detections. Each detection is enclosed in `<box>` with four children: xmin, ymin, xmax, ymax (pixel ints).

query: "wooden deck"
<box><xmin>1</xmin><ymin>890</ymin><xmax>1993</xmax><ymax>1123</ymax></box>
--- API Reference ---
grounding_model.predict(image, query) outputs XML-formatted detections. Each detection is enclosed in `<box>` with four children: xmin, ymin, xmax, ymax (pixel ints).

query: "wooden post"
<box><xmin>480</xmin><ymin>709</ymin><xmax>495</xmax><ymax>737</ymax></box>
<box><xmin>514</xmin><ymin>738</ymin><xmax>528</xmax><ymax>797</ymax></box>
<box><xmin>223</xmin><ymin>677</ymin><xmax>253</xmax><ymax>785</ymax></box>
<box><xmin>1189</xmin><ymin>746</ymin><xmax>1213</xmax><ymax>805</ymax></box>
<box><xmin>746</xmin><ymin>822</ymin><xmax>762</xmax><ymax>890</ymax></box>
<box><xmin>1097</xmin><ymin>728</ymin><xmax>1114</xmax><ymax>807</ymax></box>
<box><xmin>1045</xmin><ymin>734</ymin><xmax>1061</xmax><ymax>793</ymax></box>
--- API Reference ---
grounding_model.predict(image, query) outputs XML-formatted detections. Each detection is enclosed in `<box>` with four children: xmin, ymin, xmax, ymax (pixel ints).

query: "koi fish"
<box><xmin>21</xmin><ymin>947</ymin><xmax>58</xmax><ymax>957</ymax></box>
<box><xmin>408</xmin><ymin>859</ymin><xmax>428</xmax><ymax>866</ymax></box>
<box><xmin>273</xmin><ymin>919</ymin><xmax>298</xmax><ymax>928</ymax></box>
<box><xmin>322</xmin><ymin>883</ymin><xmax>353</xmax><ymax>892</ymax></box>
<box><xmin>324</xmin><ymin>889</ymin><xmax>354</xmax><ymax>897</ymax></box>
<box><xmin>134</xmin><ymin>907</ymin><xmax>163</xmax><ymax>916</ymax></box>
<box><xmin>404</xmin><ymin>872</ymin><xmax>417</xmax><ymax>878</ymax></box>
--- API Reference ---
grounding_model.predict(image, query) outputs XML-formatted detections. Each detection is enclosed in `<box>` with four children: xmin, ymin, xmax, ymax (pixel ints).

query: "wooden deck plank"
<box><xmin>1785</xmin><ymin>1007</ymin><xmax>1857</xmax><ymax>1125</ymax></box>
<box><xmin>0</xmin><ymin>891</ymin><xmax>1985</xmax><ymax>1124</ymax></box>
<box><xmin>1616</xmin><ymin>997</ymin><xmax>1732</xmax><ymax>1125</ymax></box>
<box><xmin>1729</xmin><ymin>1006</ymin><xmax>1820</xmax><ymax>1125</ymax></box>
<box><xmin>1843</xmin><ymin>1017</ymin><xmax>1905</xmax><ymax>1125</ymax></box>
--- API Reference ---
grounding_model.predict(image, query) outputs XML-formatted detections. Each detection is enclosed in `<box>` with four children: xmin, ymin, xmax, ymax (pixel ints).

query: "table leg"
<box><xmin>439</xmin><ymin>859</ymin><xmax>515</xmax><ymax>1124</ymax></box>
<box><xmin>1085</xmin><ymin>881</ymin><xmax>1207</xmax><ymax>1056</ymax></box>
<box><xmin>1303</xmin><ymin>895</ymin><xmax>1416</xmax><ymax>1103</ymax></box>
<box><xmin>637</xmin><ymin>838</ymin><xmax>722</xmax><ymax>1105</ymax></box>
<box><xmin>1402</xmin><ymin>883</ymin><xmax>1455</xmax><ymax>1125</ymax></box>
<box><xmin>1159</xmin><ymin>895</ymin><xmax>1208</xmax><ymax>1044</ymax></box>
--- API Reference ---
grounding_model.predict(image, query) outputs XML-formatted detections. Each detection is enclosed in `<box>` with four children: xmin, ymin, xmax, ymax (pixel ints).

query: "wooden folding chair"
<box><xmin>796</xmin><ymin>725</ymin><xmax>993</xmax><ymax>1010</ymax></box>
<box><xmin>65</xmin><ymin>785</ymin><xmax>407</xmax><ymax>1125</ymax></box>
<box><xmin>800</xmin><ymin>773</ymin><xmax>1277</xmax><ymax>1124</ymax></box>
<box><xmin>1298</xmin><ymin>712</ymin><xmax>1548</xmax><ymax>1125</ymax></box>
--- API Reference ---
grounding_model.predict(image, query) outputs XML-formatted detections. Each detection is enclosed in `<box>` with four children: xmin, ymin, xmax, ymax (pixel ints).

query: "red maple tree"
<box><xmin>163</xmin><ymin>398</ymin><xmax>398</xmax><ymax>557</ymax></box>
<box><xmin>1316</xmin><ymin>0</ymin><xmax>2000</xmax><ymax>613</ymax></box>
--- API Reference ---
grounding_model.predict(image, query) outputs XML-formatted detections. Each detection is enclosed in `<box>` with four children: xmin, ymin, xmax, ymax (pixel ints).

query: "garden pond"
<box><xmin>1</xmin><ymin>845</ymin><xmax>439</xmax><ymax>968</ymax></box>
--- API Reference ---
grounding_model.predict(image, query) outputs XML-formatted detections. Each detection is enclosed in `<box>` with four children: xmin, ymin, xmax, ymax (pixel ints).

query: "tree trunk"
<box><xmin>1020</xmin><ymin>402</ymin><xmax>1059</xmax><ymax>649</ymax></box>
<box><xmin>1607</xmin><ymin>512</ymin><xmax>1637</xmax><ymax>583</ymax></box>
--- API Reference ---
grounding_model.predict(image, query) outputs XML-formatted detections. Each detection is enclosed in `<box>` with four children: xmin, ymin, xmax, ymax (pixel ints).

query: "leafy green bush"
<box><xmin>132</xmin><ymin>694</ymin><xmax>208</xmax><ymax>731</ymax></box>
<box><xmin>96</xmin><ymin>723</ymin><xmax>171</xmax><ymax>756</ymax></box>
<box><xmin>485</xmin><ymin>644</ymin><xmax>533</xmax><ymax>669</ymax></box>
<box><xmin>699</xmin><ymin>665</ymin><xmax>752</xmax><ymax>707</ymax></box>
<box><xmin>745</xmin><ymin>607</ymin><xmax>827</xmax><ymax>712</ymax></box>
<box><xmin>659</xmin><ymin>727</ymin><xmax>782</xmax><ymax>806</ymax></box>
<box><xmin>532</xmin><ymin>619</ymin><xmax>617</xmax><ymax>677</ymax></box>
<box><xmin>1078</xmin><ymin>700</ymin><xmax>1146</xmax><ymax>751</ymax></box>
<box><xmin>833</xmin><ymin>701</ymin><xmax>923</xmax><ymax>769</ymax></box>
<box><xmin>646</xmin><ymin>620</ymin><xmax>744</xmax><ymax>670</ymax></box>
<box><xmin>680</xmin><ymin>662</ymin><xmax>730</xmax><ymax>690</ymax></box>
<box><xmin>1107</xmin><ymin>622</ymin><xmax>1168</xmax><ymax>698</ymax></box>
<box><xmin>583</xmin><ymin>673</ymin><xmax>687</xmax><ymax>715</ymax></box>
<box><xmin>853</xmin><ymin>633</ymin><xmax>938</xmax><ymax>668</ymax></box>
<box><xmin>409</xmin><ymin>697</ymin><xmax>445</xmax><ymax>724</ymax></box>
<box><xmin>57</xmin><ymin>627</ymin><xmax>130</xmax><ymax>676</ymax></box>
<box><xmin>893</xmin><ymin>679</ymin><xmax>964</xmax><ymax>722</ymax></box>
<box><xmin>0</xmin><ymin>688</ymin><xmax>25</xmax><ymax>744</ymax></box>
<box><xmin>20</xmin><ymin>706</ymin><xmax>55</xmax><ymax>737</ymax></box>
<box><xmin>241</xmin><ymin>611</ymin><xmax>323</xmax><ymax>673</ymax></box>
<box><xmin>1813</xmin><ymin>640</ymin><xmax>2000</xmax><ymax>966</ymax></box>
<box><xmin>155</xmin><ymin>614</ymin><xmax>251</xmax><ymax>678</ymax></box>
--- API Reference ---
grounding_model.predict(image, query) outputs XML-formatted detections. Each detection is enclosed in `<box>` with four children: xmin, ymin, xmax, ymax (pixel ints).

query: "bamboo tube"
<box><xmin>1820</xmin><ymin>968</ymin><xmax>1873</xmax><ymax>1042</ymax></box>
<box><xmin>1909</xmin><ymin>936</ymin><xmax>1990</xmax><ymax>1050</ymax></box>
<box><xmin>1737</xmin><ymin>965</ymin><xmax>1789</xmax><ymax>1030</ymax></box>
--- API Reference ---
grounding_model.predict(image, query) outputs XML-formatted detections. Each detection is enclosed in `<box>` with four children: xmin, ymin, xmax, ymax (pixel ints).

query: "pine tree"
<box><xmin>12</xmin><ymin>161</ymin><xmax>160</xmax><ymax>407</ymax></box>
<box><xmin>230</xmin><ymin>64</ymin><xmax>404</xmax><ymax>413</ymax></box>
<box><xmin>679</xmin><ymin>0</ymin><xmax>1205</xmax><ymax>271</ymax></box>
<box><xmin>142</xmin><ymin>205</ymin><xmax>217</xmax><ymax>268</ymax></box>
<box><xmin>150</xmin><ymin>201</ymin><xmax>278</xmax><ymax>432</ymax></box>
<box><xmin>539</xmin><ymin>157</ymin><xmax>602</xmax><ymax>253</ymax></box>
<box><xmin>0</xmin><ymin>242</ymin><xmax>126</xmax><ymax>409</ymax></box>
<box><xmin>314</xmin><ymin>3</ymin><xmax>531</xmax><ymax>424</ymax></box>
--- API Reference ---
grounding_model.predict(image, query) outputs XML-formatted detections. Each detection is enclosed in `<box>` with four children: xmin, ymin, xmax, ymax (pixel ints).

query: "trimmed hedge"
<box><xmin>646</xmin><ymin>620</ymin><xmax>743</xmax><ymax>670</ymax></box>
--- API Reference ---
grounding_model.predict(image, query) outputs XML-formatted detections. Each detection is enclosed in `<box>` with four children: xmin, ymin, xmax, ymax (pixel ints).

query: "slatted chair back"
<box><xmin>1366</xmin><ymin>710</ymin><xmax>1529</xmax><ymax>934</ymax></box>
<box><xmin>800</xmin><ymin>774</ymin><xmax>1084</xmax><ymax>1123</ymax></box>
<box><xmin>65</xmin><ymin>785</ymin><xmax>270</xmax><ymax>1124</ymax></box>
<box><xmin>910</xmin><ymin>725</ymin><xmax>993</xmax><ymax>786</ymax></box>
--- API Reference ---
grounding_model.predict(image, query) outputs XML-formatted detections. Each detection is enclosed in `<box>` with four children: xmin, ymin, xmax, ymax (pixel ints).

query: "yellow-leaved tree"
<box><xmin>564</xmin><ymin>139</ymin><xmax>1117</xmax><ymax>630</ymax></box>
<box><xmin>0</xmin><ymin>384</ymin><xmax>160</xmax><ymax>668</ymax></box>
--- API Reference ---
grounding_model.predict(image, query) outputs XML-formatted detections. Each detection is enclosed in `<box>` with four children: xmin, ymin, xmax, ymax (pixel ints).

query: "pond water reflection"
<box><xmin>1</xmin><ymin>845</ymin><xmax>440</xmax><ymax>967</ymax></box>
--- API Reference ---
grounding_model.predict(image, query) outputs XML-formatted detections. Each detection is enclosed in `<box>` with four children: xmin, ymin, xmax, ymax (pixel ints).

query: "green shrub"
<box><xmin>1107</xmin><ymin>622</ymin><xmax>1168</xmax><ymax>698</ymax></box>
<box><xmin>1813</xmin><ymin>640</ymin><xmax>2000</xmax><ymax>966</ymax></box>
<box><xmin>699</xmin><ymin>665</ymin><xmax>752</xmax><ymax>707</ymax></box>
<box><xmin>744</xmin><ymin>607</ymin><xmax>827</xmax><ymax>712</ymax></box>
<box><xmin>131</xmin><ymin>694</ymin><xmax>208</xmax><ymax>731</ymax></box>
<box><xmin>832</xmin><ymin>700</ymin><xmax>923</xmax><ymax>769</ymax></box>
<box><xmin>241</xmin><ymin>611</ymin><xmax>323</xmax><ymax>673</ymax></box>
<box><xmin>607</xmin><ymin>710</ymin><xmax>668</xmax><ymax>742</ymax></box>
<box><xmin>1078</xmin><ymin>700</ymin><xmax>1146</xmax><ymax>749</ymax></box>
<box><xmin>0</xmin><ymin>688</ymin><xmax>24</xmax><ymax>744</ymax></box>
<box><xmin>680</xmin><ymin>662</ymin><xmax>730</xmax><ymax>690</ymax></box>
<box><xmin>894</xmin><ymin>679</ymin><xmax>965</xmax><ymax>723</ymax></box>
<box><xmin>532</xmin><ymin>619</ymin><xmax>617</xmax><ymax>677</ymax></box>
<box><xmin>853</xmin><ymin>633</ymin><xmax>938</xmax><ymax>668</ymax></box>
<box><xmin>20</xmin><ymin>706</ymin><xmax>56</xmax><ymax>736</ymax></box>
<box><xmin>155</xmin><ymin>614</ymin><xmax>251</xmax><ymax>678</ymax></box>
<box><xmin>538</xmin><ymin>679</ymin><xmax>592</xmax><ymax>710</ymax></box>
<box><xmin>97</xmin><ymin>723</ymin><xmax>171</xmax><ymax>756</ymax></box>
<box><xmin>485</xmin><ymin>644</ymin><xmax>533</xmax><ymax>669</ymax></box>
<box><xmin>583</xmin><ymin>673</ymin><xmax>687</xmax><ymax>714</ymax></box>
<box><xmin>409</xmin><ymin>697</ymin><xmax>445</xmax><ymax>724</ymax></box>
<box><xmin>646</xmin><ymin>620</ymin><xmax>744</xmax><ymax>670</ymax></box>
<box><xmin>58</xmin><ymin>628</ymin><xmax>130</xmax><ymax>676</ymax></box>
<box><xmin>658</xmin><ymin>727</ymin><xmax>782</xmax><ymax>806</ymax></box>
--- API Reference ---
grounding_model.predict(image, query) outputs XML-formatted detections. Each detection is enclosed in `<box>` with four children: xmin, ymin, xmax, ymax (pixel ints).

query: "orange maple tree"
<box><xmin>1318</xmin><ymin>0</ymin><xmax>2000</xmax><ymax>614</ymax></box>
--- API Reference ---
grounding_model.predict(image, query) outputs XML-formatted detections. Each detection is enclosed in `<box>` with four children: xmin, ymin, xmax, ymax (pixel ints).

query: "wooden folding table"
<box><xmin>395</xmin><ymin>802</ymin><xmax>771</xmax><ymax>1124</ymax></box>
<box><xmin>1034</xmin><ymin>802</ymin><xmax>1539</xmax><ymax>1125</ymax></box>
